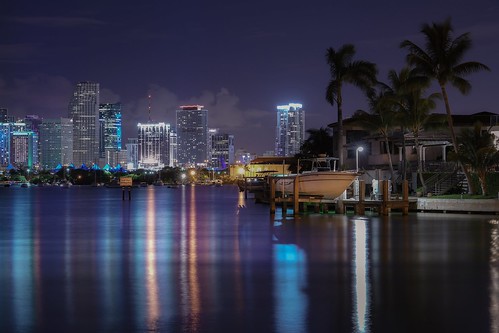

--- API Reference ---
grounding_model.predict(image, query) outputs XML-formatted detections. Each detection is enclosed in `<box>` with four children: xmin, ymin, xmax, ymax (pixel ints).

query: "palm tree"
<box><xmin>325</xmin><ymin>44</ymin><xmax>377</xmax><ymax>168</ymax></box>
<box><xmin>367</xmin><ymin>69</ymin><xmax>442</xmax><ymax>193</ymax></box>
<box><xmin>400</xmin><ymin>18</ymin><xmax>490</xmax><ymax>193</ymax></box>
<box><xmin>353</xmin><ymin>87</ymin><xmax>397</xmax><ymax>181</ymax></box>
<box><xmin>300</xmin><ymin>127</ymin><xmax>334</xmax><ymax>157</ymax></box>
<box><xmin>451</xmin><ymin>123</ymin><xmax>499</xmax><ymax>195</ymax></box>
<box><xmin>402</xmin><ymin>88</ymin><xmax>442</xmax><ymax>194</ymax></box>
<box><xmin>385</xmin><ymin>67</ymin><xmax>434</xmax><ymax>187</ymax></box>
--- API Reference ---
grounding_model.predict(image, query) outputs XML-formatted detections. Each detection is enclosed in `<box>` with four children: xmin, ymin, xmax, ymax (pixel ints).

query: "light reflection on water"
<box><xmin>489</xmin><ymin>219</ymin><xmax>499</xmax><ymax>333</ymax></box>
<box><xmin>188</xmin><ymin>185</ymin><xmax>201</xmax><ymax>331</ymax></box>
<box><xmin>146</xmin><ymin>187</ymin><xmax>159</xmax><ymax>330</ymax></box>
<box><xmin>352</xmin><ymin>218</ymin><xmax>370</xmax><ymax>333</ymax></box>
<box><xmin>0</xmin><ymin>186</ymin><xmax>497</xmax><ymax>333</ymax></box>
<box><xmin>12</xmin><ymin>190</ymin><xmax>34</xmax><ymax>332</ymax></box>
<box><xmin>273</xmin><ymin>244</ymin><xmax>307</xmax><ymax>333</ymax></box>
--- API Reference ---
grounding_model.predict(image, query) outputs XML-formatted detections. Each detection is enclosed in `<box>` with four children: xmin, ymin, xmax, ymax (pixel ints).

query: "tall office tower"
<box><xmin>234</xmin><ymin>149</ymin><xmax>253</xmax><ymax>164</ymax></box>
<box><xmin>0</xmin><ymin>108</ymin><xmax>7</xmax><ymax>122</ymax></box>
<box><xmin>68</xmin><ymin>81</ymin><xmax>100</xmax><ymax>166</ymax></box>
<box><xmin>39</xmin><ymin>118</ymin><xmax>73</xmax><ymax>169</ymax></box>
<box><xmin>125</xmin><ymin>138</ymin><xmax>138</xmax><ymax>170</ymax></box>
<box><xmin>25</xmin><ymin>115</ymin><xmax>42</xmax><ymax>167</ymax></box>
<box><xmin>137</xmin><ymin>122</ymin><xmax>170</xmax><ymax>170</ymax></box>
<box><xmin>169</xmin><ymin>130</ymin><xmax>177</xmax><ymax>167</ymax></box>
<box><xmin>208</xmin><ymin>128</ymin><xmax>234</xmax><ymax>169</ymax></box>
<box><xmin>116</xmin><ymin>149</ymin><xmax>128</xmax><ymax>168</ymax></box>
<box><xmin>0</xmin><ymin>122</ymin><xmax>26</xmax><ymax>166</ymax></box>
<box><xmin>0</xmin><ymin>123</ymin><xmax>11</xmax><ymax>166</ymax></box>
<box><xmin>275</xmin><ymin>103</ymin><xmax>305</xmax><ymax>157</ymax></box>
<box><xmin>99</xmin><ymin>103</ymin><xmax>122</xmax><ymax>159</ymax></box>
<box><xmin>11</xmin><ymin>131</ymin><xmax>35</xmax><ymax>168</ymax></box>
<box><xmin>176</xmin><ymin>105</ymin><xmax>208</xmax><ymax>166</ymax></box>
<box><xmin>0</xmin><ymin>108</ymin><xmax>14</xmax><ymax>123</ymax></box>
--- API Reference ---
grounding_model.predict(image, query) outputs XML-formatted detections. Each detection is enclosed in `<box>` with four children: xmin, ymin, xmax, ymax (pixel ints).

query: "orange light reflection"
<box><xmin>146</xmin><ymin>188</ymin><xmax>159</xmax><ymax>330</ymax></box>
<box><xmin>188</xmin><ymin>187</ymin><xmax>201</xmax><ymax>330</ymax></box>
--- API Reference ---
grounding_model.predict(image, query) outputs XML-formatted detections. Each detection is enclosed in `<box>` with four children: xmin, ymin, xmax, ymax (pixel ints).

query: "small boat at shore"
<box><xmin>275</xmin><ymin>156</ymin><xmax>358</xmax><ymax>199</ymax></box>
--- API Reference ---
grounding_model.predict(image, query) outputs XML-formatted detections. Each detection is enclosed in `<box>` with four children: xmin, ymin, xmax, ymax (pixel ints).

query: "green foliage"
<box><xmin>159</xmin><ymin>167</ymin><xmax>182</xmax><ymax>183</ymax></box>
<box><xmin>469</xmin><ymin>172</ymin><xmax>499</xmax><ymax>196</ymax></box>
<box><xmin>401</xmin><ymin>18</ymin><xmax>491</xmax><ymax>194</ymax></box>
<box><xmin>325</xmin><ymin>44</ymin><xmax>377</xmax><ymax>165</ymax></box>
<box><xmin>300</xmin><ymin>127</ymin><xmax>334</xmax><ymax>157</ymax></box>
<box><xmin>450</xmin><ymin>123</ymin><xmax>499</xmax><ymax>195</ymax></box>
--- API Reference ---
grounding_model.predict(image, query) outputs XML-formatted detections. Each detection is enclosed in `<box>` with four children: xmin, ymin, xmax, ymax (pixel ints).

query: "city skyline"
<box><xmin>2</xmin><ymin>1</ymin><xmax>499</xmax><ymax>154</ymax></box>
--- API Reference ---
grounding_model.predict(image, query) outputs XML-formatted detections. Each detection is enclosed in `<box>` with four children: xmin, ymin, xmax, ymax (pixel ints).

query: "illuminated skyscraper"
<box><xmin>0</xmin><ymin>108</ymin><xmax>14</xmax><ymax>123</ymax></box>
<box><xmin>275</xmin><ymin>103</ymin><xmax>305</xmax><ymax>157</ymax></box>
<box><xmin>208</xmin><ymin>128</ymin><xmax>234</xmax><ymax>169</ymax></box>
<box><xmin>0</xmin><ymin>122</ymin><xmax>26</xmax><ymax>166</ymax></box>
<box><xmin>11</xmin><ymin>131</ymin><xmax>35</xmax><ymax>168</ymax></box>
<box><xmin>68</xmin><ymin>81</ymin><xmax>100</xmax><ymax>166</ymax></box>
<box><xmin>137</xmin><ymin>122</ymin><xmax>171</xmax><ymax>170</ymax></box>
<box><xmin>99</xmin><ymin>103</ymin><xmax>122</xmax><ymax>154</ymax></box>
<box><xmin>24</xmin><ymin>115</ymin><xmax>42</xmax><ymax>167</ymax></box>
<box><xmin>39</xmin><ymin>118</ymin><xmax>73</xmax><ymax>169</ymax></box>
<box><xmin>126</xmin><ymin>138</ymin><xmax>139</xmax><ymax>170</ymax></box>
<box><xmin>169</xmin><ymin>130</ymin><xmax>177</xmax><ymax>167</ymax></box>
<box><xmin>176</xmin><ymin>105</ymin><xmax>208</xmax><ymax>166</ymax></box>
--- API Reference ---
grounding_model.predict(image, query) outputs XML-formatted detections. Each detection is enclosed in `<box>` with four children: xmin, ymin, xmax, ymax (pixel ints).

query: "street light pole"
<box><xmin>356</xmin><ymin>146</ymin><xmax>364</xmax><ymax>172</ymax></box>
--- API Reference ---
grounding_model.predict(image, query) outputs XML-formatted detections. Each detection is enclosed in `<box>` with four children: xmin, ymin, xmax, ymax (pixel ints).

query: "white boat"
<box><xmin>275</xmin><ymin>156</ymin><xmax>358</xmax><ymax>199</ymax></box>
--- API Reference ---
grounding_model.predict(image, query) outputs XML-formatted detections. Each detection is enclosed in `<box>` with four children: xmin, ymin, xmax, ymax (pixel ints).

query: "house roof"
<box><xmin>249</xmin><ymin>156</ymin><xmax>296</xmax><ymax>164</ymax></box>
<box><xmin>328</xmin><ymin>111</ymin><xmax>499</xmax><ymax>129</ymax></box>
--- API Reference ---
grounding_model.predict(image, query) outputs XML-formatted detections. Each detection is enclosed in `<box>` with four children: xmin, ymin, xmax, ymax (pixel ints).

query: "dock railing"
<box><xmin>268</xmin><ymin>176</ymin><xmax>410</xmax><ymax>216</ymax></box>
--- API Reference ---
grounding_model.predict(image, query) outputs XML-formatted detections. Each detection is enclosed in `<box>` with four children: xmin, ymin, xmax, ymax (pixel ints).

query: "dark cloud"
<box><xmin>9</xmin><ymin>16</ymin><xmax>106</xmax><ymax>28</ymax></box>
<box><xmin>0</xmin><ymin>43</ymin><xmax>41</xmax><ymax>63</ymax></box>
<box><xmin>2</xmin><ymin>1</ymin><xmax>498</xmax><ymax>154</ymax></box>
<box><xmin>0</xmin><ymin>74</ymin><xmax>73</xmax><ymax>118</ymax></box>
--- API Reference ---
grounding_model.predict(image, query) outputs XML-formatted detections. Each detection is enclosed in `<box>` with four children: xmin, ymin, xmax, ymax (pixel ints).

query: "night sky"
<box><xmin>2</xmin><ymin>0</ymin><xmax>498</xmax><ymax>154</ymax></box>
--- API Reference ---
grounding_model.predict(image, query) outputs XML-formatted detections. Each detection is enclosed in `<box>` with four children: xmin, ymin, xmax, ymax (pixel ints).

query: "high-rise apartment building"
<box><xmin>137</xmin><ymin>122</ymin><xmax>171</xmax><ymax>170</ymax></box>
<box><xmin>275</xmin><ymin>103</ymin><xmax>305</xmax><ymax>157</ymax></box>
<box><xmin>169</xmin><ymin>130</ymin><xmax>177</xmax><ymax>167</ymax></box>
<box><xmin>99</xmin><ymin>103</ymin><xmax>122</xmax><ymax>158</ymax></box>
<box><xmin>24</xmin><ymin>115</ymin><xmax>42</xmax><ymax>167</ymax></box>
<box><xmin>0</xmin><ymin>122</ymin><xmax>26</xmax><ymax>166</ymax></box>
<box><xmin>11</xmin><ymin>131</ymin><xmax>35</xmax><ymax>169</ymax></box>
<box><xmin>208</xmin><ymin>128</ymin><xmax>234</xmax><ymax>169</ymax></box>
<box><xmin>0</xmin><ymin>108</ymin><xmax>14</xmax><ymax>123</ymax></box>
<box><xmin>39</xmin><ymin>118</ymin><xmax>73</xmax><ymax>169</ymax></box>
<box><xmin>68</xmin><ymin>81</ymin><xmax>100</xmax><ymax>166</ymax></box>
<box><xmin>126</xmin><ymin>138</ymin><xmax>139</xmax><ymax>170</ymax></box>
<box><xmin>176</xmin><ymin>105</ymin><xmax>208</xmax><ymax>166</ymax></box>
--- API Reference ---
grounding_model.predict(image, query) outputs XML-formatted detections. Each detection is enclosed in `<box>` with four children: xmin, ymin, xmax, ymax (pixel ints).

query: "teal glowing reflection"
<box><xmin>274</xmin><ymin>244</ymin><xmax>307</xmax><ymax>333</ymax></box>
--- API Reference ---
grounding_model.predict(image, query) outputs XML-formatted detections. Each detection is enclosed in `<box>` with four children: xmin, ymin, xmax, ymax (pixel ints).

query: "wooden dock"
<box><xmin>268</xmin><ymin>177</ymin><xmax>411</xmax><ymax>216</ymax></box>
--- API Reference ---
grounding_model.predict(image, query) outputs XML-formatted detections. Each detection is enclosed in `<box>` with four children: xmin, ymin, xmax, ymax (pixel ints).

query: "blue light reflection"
<box><xmin>274</xmin><ymin>244</ymin><xmax>307</xmax><ymax>333</ymax></box>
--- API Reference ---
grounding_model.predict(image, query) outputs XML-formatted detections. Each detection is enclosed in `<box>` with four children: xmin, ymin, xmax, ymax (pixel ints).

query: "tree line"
<box><xmin>302</xmin><ymin>18</ymin><xmax>498</xmax><ymax>195</ymax></box>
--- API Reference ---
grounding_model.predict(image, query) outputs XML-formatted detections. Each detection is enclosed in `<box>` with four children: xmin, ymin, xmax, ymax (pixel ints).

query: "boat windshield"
<box><xmin>300</xmin><ymin>157</ymin><xmax>338</xmax><ymax>173</ymax></box>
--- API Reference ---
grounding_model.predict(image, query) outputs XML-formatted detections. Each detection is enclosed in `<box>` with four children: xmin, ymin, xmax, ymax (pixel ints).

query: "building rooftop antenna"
<box><xmin>148</xmin><ymin>93</ymin><xmax>152</xmax><ymax>123</ymax></box>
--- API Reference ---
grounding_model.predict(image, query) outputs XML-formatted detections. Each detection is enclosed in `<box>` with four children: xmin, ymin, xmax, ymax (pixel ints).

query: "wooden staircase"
<box><xmin>425</xmin><ymin>167</ymin><xmax>467</xmax><ymax>196</ymax></box>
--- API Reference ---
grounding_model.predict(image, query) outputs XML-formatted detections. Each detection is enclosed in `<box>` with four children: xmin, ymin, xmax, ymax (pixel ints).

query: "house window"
<box><xmin>380</xmin><ymin>141</ymin><xmax>399</xmax><ymax>155</ymax></box>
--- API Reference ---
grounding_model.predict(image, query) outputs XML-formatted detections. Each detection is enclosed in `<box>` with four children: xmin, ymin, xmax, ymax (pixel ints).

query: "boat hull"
<box><xmin>275</xmin><ymin>172</ymin><xmax>357</xmax><ymax>199</ymax></box>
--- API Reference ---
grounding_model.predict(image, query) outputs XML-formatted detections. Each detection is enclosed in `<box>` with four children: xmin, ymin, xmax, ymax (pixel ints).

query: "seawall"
<box><xmin>417</xmin><ymin>198</ymin><xmax>499</xmax><ymax>214</ymax></box>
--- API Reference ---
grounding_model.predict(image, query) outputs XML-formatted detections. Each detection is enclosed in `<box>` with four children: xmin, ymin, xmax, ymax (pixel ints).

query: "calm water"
<box><xmin>0</xmin><ymin>185</ymin><xmax>498</xmax><ymax>333</ymax></box>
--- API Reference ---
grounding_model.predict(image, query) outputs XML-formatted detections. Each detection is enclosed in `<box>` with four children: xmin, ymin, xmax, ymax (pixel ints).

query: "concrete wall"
<box><xmin>418</xmin><ymin>198</ymin><xmax>499</xmax><ymax>213</ymax></box>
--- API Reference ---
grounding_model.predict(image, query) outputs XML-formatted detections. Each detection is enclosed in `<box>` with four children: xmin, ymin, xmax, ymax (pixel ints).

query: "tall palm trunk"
<box><xmin>337</xmin><ymin>88</ymin><xmax>344</xmax><ymax>167</ymax></box>
<box><xmin>384</xmin><ymin>136</ymin><xmax>395</xmax><ymax>182</ymax></box>
<box><xmin>401</xmin><ymin>126</ymin><xmax>407</xmax><ymax>181</ymax></box>
<box><xmin>439</xmin><ymin>84</ymin><xmax>475</xmax><ymax>194</ymax></box>
<box><xmin>414</xmin><ymin>135</ymin><xmax>426</xmax><ymax>193</ymax></box>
